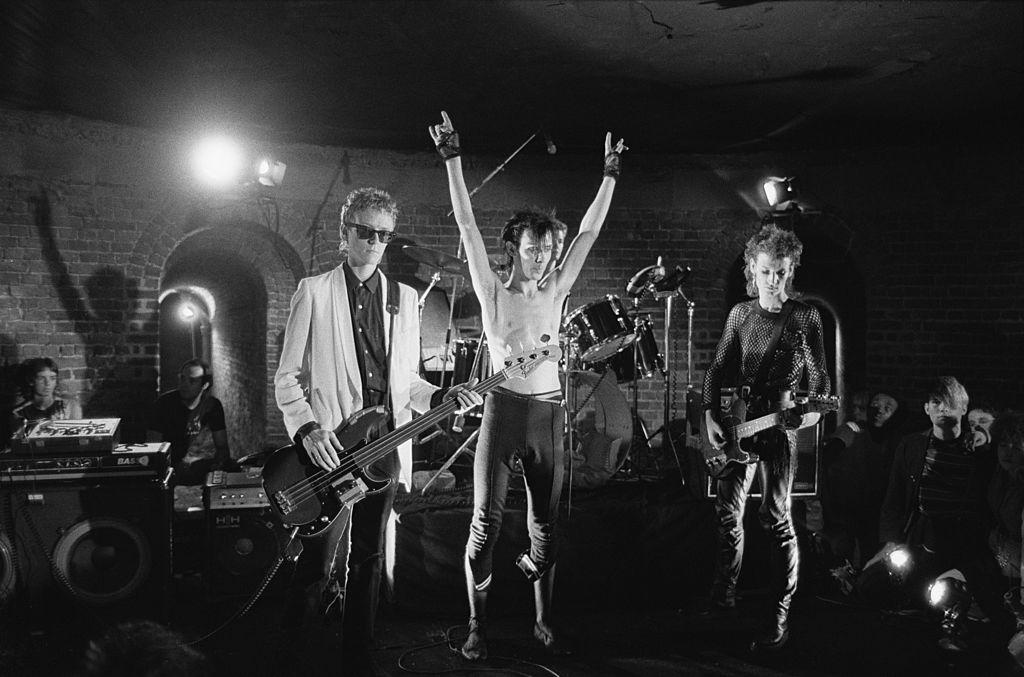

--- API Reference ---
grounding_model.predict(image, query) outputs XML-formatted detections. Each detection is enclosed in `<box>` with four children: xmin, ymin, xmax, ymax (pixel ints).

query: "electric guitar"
<box><xmin>702</xmin><ymin>391</ymin><xmax>840</xmax><ymax>479</ymax></box>
<box><xmin>262</xmin><ymin>343</ymin><xmax>561</xmax><ymax>538</ymax></box>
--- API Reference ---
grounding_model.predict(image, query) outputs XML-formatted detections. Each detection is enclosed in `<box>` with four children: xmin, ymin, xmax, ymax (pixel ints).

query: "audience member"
<box><xmin>80</xmin><ymin>620</ymin><xmax>207</xmax><ymax>677</ymax></box>
<box><xmin>822</xmin><ymin>391</ymin><xmax>903</xmax><ymax>568</ymax></box>
<box><xmin>988</xmin><ymin>409</ymin><xmax>1024</xmax><ymax>590</ymax></box>
<box><xmin>147</xmin><ymin>358</ymin><xmax>231</xmax><ymax>485</ymax></box>
<box><xmin>6</xmin><ymin>357</ymin><xmax>82</xmax><ymax>447</ymax></box>
<box><xmin>876</xmin><ymin>376</ymin><xmax>1015</xmax><ymax>650</ymax></box>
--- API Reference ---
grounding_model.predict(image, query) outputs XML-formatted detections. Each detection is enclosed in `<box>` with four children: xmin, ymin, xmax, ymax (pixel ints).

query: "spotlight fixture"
<box><xmin>928</xmin><ymin>573</ymin><xmax>972</xmax><ymax>652</ymax></box>
<box><xmin>886</xmin><ymin>546</ymin><xmax>912</xmax><ymax>573</ymax></box>
<box><xmin>257</xmin><ymin>158</ymin><xmax>287</xmax><ymax>187</ymax></box>
<box><xmin>928</xmin><ymin>575</ymin><xmax>970</xmax><ymax>610</ymax></box>
<box><xmin>763</xmin><ymin>176</ymin><xmax>798</xmax><ymax>209</ymax></box>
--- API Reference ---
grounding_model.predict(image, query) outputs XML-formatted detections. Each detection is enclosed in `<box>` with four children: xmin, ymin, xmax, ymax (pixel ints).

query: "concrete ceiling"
<box><xmin>1</xmin><ymin>0</ymin><xmax>1021</xmax><ymax>154</ymax></box>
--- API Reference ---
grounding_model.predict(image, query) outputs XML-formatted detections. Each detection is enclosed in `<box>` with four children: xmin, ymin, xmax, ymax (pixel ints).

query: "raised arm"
<box><xmin>553</xmin><ymin>133</ymin><xmax>626</xmax><ymax>295</ymax></box>
<box><xmin>429</xmin><ymin>111</ymin><xmax>496</xmax><ymax>300</ymax></box>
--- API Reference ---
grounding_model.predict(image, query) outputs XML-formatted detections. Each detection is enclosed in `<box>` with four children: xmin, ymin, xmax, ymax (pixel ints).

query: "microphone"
<box><xmin>542</xmin><ymin>130</ymin><xmax>557</xmax><ymax>155</ymax></box>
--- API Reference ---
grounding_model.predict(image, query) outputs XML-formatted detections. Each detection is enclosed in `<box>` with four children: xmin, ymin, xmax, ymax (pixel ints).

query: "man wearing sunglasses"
<box><xmin>430</xmin><ymin>110</ymin><xmax>625</xmax><ymax>661</ymax></box>
<box><xmin>274</xmin><ymin>186</ymin><xmax>482</xmax><ymax>672</ymax></box>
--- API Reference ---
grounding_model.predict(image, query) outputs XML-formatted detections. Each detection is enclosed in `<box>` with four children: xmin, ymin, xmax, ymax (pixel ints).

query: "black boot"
<box><xmin>750</xmin><ymin>611</ymin><xmax>789</xmax><ymax>651</ymax></box>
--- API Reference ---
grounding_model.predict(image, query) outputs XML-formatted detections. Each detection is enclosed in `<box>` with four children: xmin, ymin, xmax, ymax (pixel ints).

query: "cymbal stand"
<box><xmin>417</xmin><ymin>271</ymin><xmax>443</xmax><ymax>325</ymax></box>
<box><xmin>563</xmin><ymin>324</ymin><xmax>577</xmax><ymax>516</ymax></box>
<box><xmin>645</xmin><ymin>288</ymin><xmax>686</xmax><ymax>488</ymax></box>
<box><xmin>624</xmin><ymin>300</ymin><xmax>646</xmax><ymax>478</ymax></box>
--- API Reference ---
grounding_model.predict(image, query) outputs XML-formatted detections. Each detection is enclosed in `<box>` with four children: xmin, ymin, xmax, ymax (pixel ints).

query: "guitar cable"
<box><xmin>186</xmin><ymin>526</ymin><xmax>301</xmax><ymax>646</ymax></box>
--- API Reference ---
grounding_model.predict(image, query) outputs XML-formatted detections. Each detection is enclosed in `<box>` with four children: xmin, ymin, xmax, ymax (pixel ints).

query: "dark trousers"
<box><xmin>284</xmin><ymin>400</ymin><xmax>396</xmax><ymax>654</ymax></box>
<box><xmin>712</xmin><ymin>428</ymin><xmax>800</xmax><ymax>620</ymax></box>
<box><xmin>466</xmin><ymin>389</ymin><xmax>565</xmax><ymax>587</ymax></box>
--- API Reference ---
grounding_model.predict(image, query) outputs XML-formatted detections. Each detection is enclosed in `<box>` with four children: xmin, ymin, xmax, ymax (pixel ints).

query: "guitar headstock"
<box><xmin>502</xmin><ymin>342</ymin><xmax>562</xmax><ymax>381</ymax></box>
<box><xmin>796</xmin><ymin>394</ymin><xmax>841</xmax><ymax>414</ymax></box>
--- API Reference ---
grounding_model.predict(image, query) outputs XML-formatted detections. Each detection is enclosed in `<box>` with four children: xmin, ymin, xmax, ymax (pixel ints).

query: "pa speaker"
<box><xmin>0</xmin><ymin>480</ymin><xmax>171</xmax><ymax>638</ymax></box>
<box><xmin>205</xmin><ymin>507</ymin><xmax>289</xmax><ymax>599</ymax></box>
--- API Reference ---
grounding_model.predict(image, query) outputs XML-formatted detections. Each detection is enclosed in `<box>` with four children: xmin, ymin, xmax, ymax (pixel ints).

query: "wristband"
<box><xmin>295</xmin><ymin>421</ymin><xmax>321</xmax><ymax>444</ymax></box>
<box><xmin>435</xmin><ymin>129</ymin><xmax>461</xmax><ymax>160</ymax></box>
<box><xmin>603</xmin><ymin>150</ymin><xmax>621</xmax><ymax>179</ymax></box>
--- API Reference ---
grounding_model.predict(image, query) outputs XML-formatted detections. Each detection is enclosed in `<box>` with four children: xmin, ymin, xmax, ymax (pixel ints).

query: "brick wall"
<box><xmin>1</xmin><ymin>108</ymin><xmax>1021</xmax><ymax>459</ymax></box>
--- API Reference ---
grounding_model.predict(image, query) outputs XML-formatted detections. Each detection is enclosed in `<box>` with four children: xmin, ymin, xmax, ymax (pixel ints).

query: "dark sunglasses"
<box><xmin>344</xmin><ymin>221</ymin><xmax>397</xmax><ymax>244</ymax></box>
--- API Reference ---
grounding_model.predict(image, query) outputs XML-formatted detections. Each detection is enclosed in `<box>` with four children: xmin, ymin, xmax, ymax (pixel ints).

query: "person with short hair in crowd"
<box><xmin>876</xmin><ymin>376</ymin><xmax>1015</xmax><ymax>651</ymax></box>
<box><xmin>147</xmin><ymin>358</ymin><xmax>230</xmax><ymax>485</ymax></box>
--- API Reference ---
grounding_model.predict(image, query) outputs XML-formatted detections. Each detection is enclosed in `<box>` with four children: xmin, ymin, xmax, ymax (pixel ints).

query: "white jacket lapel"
<box><xmin>331</xmin><ymin>266</ymin><xmax>362</xmax><ymax>409</ymax></box>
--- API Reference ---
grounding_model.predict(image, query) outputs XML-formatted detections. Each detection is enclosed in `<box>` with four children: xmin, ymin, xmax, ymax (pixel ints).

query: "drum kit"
<box><xmin>405</xmin><ymin>244</ymin><xmax>695</xmax><ymax>492</ymax></box>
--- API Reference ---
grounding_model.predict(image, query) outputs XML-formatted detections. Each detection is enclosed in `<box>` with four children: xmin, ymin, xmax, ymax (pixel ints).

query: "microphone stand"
<box><xmin>646</xmin><ymin>286</ymin><xmax>686</xmax><ymax>489</ymax></box>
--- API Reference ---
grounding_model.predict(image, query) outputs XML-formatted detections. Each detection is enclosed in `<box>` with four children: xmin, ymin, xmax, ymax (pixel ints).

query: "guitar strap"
<box><xmin>383</xmin><ymin>276</ymin><xmax>399</xmax><ymax>415</ymax></box>
<box><xmin>747</xmin><ymin>299</ymin><xmax>795</xmax><ymax>403</ymax></box>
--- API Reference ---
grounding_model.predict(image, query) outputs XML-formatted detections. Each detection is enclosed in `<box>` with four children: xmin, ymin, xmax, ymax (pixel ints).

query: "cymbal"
<box><xmin>403</xmin><ymin>245</ymin><xmax>468</xmax><ymax>278</ymax></box>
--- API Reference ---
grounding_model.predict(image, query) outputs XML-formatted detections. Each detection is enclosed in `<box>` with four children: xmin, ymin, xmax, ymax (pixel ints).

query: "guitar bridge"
<box><xmin>273</xmin><ymin>491</ymin><xmax>293</xmax><ymax>515</ymax></box>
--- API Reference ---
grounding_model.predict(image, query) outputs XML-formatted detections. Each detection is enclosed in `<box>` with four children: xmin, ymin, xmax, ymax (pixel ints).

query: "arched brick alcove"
<box><xmin>141</xmin><ymin>217</ymin><xmax>305</xmax><ymax>456</ymax></box>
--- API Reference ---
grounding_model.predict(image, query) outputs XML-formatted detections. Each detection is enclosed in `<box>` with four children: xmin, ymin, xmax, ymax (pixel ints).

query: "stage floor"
<box><xmin>1</xmin><ymin>476</ymin><xmax>1021</xmax><ymax>676</ymax></box>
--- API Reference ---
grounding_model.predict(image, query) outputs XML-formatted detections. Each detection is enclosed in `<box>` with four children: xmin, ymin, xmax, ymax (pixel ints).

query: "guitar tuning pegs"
<box><xmin>539</xmin><ymin>333</ymin><xmax>550</xmax><ymax>344</ymax></box>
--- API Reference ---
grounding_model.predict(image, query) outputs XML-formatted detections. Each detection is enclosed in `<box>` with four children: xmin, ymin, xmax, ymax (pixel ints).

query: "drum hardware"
<box><xmin>419</xmin><ymin>334</ymin><xmax>490</xmax><ymax>491</ymax></box>
<box><xmin>621</xmin><ymin>261</ymin><xmax>694</xmax><ymax>489</ymax></box>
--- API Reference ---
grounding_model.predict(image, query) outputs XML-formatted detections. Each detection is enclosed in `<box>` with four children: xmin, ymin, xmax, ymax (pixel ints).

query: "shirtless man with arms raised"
<box><xmin>430</xmin><ymin>110</ymin><xmax>625</xmax><ymax>659</ymax></box>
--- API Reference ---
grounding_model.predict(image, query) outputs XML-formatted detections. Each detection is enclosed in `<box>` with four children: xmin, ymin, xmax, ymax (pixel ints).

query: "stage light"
<box><xmin>886</xmin><ymin>546</ymin><xmax>911</xmax><ymax>573</ymax></box>
<box><xmin>928</xmin><ymin>575</ymin><xmax>970</xmax><ymax>610</ymax></box>
<box><xmin>193</xmin><ymin>136</ymin><xmax>245</xmax><ymax>188</ymax></box>
<box><xmin>928</xmin><ymin>573</ymin><xmax>972</xmax><ymax>652</ymax></box>
<box><xmin>256</xmin><ymin>158</ymin><xmax>287</xmax><ymax>187</ymax></box>
<box><xmin>763</xmin><ymin>176</ymin><xmax>797</xmax><ymax>208</ymax></box>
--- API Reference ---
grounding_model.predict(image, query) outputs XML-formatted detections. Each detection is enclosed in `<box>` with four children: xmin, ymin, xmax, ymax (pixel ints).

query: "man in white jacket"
<box><xmin>274</xmin><ymin>187</ymin><xmax>480</xmax><ymax>669</ymax></box>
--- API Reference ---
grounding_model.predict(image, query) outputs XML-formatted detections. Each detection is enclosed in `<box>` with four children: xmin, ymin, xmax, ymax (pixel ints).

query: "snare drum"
<box><xmin>562</xmin><ymin>295</ymin><xmax>635</xmax><ymax>363</ymax></box>
<box><xmin>605</xmin><ymin>315</ymin><xmax>665</xmax><ymax>382</ymax></box>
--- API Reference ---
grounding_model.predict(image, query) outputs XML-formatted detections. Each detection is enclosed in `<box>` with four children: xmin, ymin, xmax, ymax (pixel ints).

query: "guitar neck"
<box><xmin>342</xmin><ymin>366</ymin><xmax>514</xmax><ymax>473</ymax></box>
<box><xmin>731</xmin><ymin>412</ymin><xmax>783</xmax><ymax>441</ymax></box>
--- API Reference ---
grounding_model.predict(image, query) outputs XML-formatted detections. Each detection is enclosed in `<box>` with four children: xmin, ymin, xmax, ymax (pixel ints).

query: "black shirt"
<box><xmin>343</xmin><ymin>263</ymin><xmax>388</xmax><ymax>400</ymax></box>
<box><xmin>147</xmin><ymin>391</ymin><xmax>226</xmax><ymax>464</ymax></box>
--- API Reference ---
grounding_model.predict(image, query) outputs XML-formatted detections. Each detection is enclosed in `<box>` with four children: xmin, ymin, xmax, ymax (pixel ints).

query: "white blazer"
<box><xmin>274</xmin><ymin>265</ymin><xmax>438</xmax><ymax>488</ymax></box>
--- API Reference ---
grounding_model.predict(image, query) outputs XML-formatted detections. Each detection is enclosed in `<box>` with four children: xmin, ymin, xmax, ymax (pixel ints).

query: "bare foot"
<box><xmin>533</xmin><ymin>620</ymin><xmax>573</xmax><ymax>655</ymax></box>
<box><xmin>460</xmin><ymin>618</ymin><xmax>487</xmax><ymax>661</ymax></box>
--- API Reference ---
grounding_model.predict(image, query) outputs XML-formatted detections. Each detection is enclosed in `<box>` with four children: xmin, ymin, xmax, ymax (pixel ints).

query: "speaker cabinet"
<box><xmin>0</xmin><ymin>480</ymin><xmax>171</xmax><ymax>638</ymax></box>
<box><xmin>205</xmin><ymin>507</ymin><xmax>289</xmax><ymax>599</ymax></box>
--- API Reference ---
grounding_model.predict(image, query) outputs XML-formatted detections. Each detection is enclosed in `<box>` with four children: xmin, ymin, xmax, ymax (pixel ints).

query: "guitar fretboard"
<box><xmin>731</xmin><ymin>413</ymin><xmax>782</xmax><ymax>440</ymax></box>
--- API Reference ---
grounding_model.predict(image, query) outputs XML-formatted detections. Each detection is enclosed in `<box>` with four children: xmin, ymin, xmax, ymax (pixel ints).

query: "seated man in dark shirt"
<box><xmin>876</xmin><ymin>376</ymin><xmax>1014</xmax><ymax>650</ymax></box>
<box><xmin>147</xmin><ymin>358</ymin><xmax>230</xmax><ymax>485</ymax></box>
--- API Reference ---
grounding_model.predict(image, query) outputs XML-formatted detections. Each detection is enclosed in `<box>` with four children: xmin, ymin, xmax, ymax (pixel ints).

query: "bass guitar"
<box><xmin>702</xmin><ymin>391</ymin><xmax>840</xmax><ymax>478</ymax></box>
<box><xmin>262</xmin><ymin>343</ymin><xmax>561</xmax><ymax>537</ymax></box>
